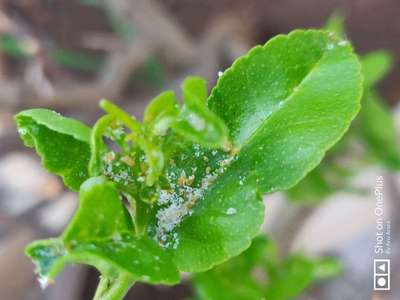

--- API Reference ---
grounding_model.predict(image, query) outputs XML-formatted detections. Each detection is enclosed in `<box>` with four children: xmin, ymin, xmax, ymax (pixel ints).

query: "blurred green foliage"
<box><xmin>52</xmin><ymin>47</ymin><xmax>104</xmax><ymax>72</ymax></box>
<box><xmin>192</xmin><ymin>235</ymin><xmax>342</xmax><ymax>300</ymax></box>
<box><xmin>0</xmin><ymin>34</ymin><xmax>34</xmax><ymax>59</ymax></box>
<box><xmin>129</xmin><ymin>56</ymin><xmax>167</xmax><ymax>89</ymax></box>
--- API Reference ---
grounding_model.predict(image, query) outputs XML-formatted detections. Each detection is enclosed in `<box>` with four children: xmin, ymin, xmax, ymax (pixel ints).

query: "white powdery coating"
<box><xmin>18</xmin><ymin>127</ymin><xmax>28</xmax><ymax>135</ymax></box>
<box><xmin>158</xmin><ymin>190</ymin><xmax>172</xmax><ymax>205</ymax></box>
<box><xmin>38</xmin><ymin>277</ymin><xmax>49</xmax><ymax>290</ymax></box>
<box><xmin>103</xmin><ymin>159</ymin><xmax>132</xmax><ymax>186</ymax></box>
<box><xmin>156</xmin><ymin>201</ymin><xmax>186</xmax><ymax>233</ymax></box>
<box><xmin>155</xmin><ymin>151</ymin><xmax>237</xmax><ymax>249</ymax></box>
<box><xmin>155</xmin><ymin>184</ymin><xmax>207</xmax><ymax>248</ymax></box>
<box><xmin>226</xmin><ymin>207</ymin><xmax>237</xmax><ymax>215</ymax></box>
<box><xmin>193</xmin><ymin>144</ymin><xmax>202</xmax><ymax>157</ymax></box>
<box><xmin>326</xmin><ymin>43</ymin><xmax>334</xmax><ymax>50</ymax></box>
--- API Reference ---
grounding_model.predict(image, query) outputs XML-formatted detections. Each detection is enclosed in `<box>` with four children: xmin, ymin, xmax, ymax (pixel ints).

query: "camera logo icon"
<box><xmin>374</xmin><ymin>259</ymin><xmax>390</xmax><ymax>290</ymax></box>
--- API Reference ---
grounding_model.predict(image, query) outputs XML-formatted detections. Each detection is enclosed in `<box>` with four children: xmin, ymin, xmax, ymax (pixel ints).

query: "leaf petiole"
<box><xmin>89</xmin><ymin>114</ymin><xmax>116</xmax><ymax>176</ymax></box>
<box><xmin>100</xmin><ymin>99</ymin><xmax>143</xmax><ymax>138</ymax></box>
<box><xmin>93</xmin><ymin>272</ymin><xmax>135</xmax><ymax>300</ymax></box>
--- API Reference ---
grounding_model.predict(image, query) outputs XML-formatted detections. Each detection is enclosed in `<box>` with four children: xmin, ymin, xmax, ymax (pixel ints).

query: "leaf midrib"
<box><xmin>238</xmin><ymin>42</ymin><xmax>327</xmax><ymax>152</ymax></box>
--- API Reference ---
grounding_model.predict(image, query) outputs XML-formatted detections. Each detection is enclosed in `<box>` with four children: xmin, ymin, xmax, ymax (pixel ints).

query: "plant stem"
<box><xmin>100</xmin><ymin>99</ymin><xmax>143</xmax><ymax>137</ymax></box>
<box><xmin>94</xmin><ymin>272</ymin><xmax>135</xmax><ymax>300</ymax></box>
<box><xmin>89</xmin><ymin>114</ymin><xmax>115</xmax><ymax>176</ymax></box>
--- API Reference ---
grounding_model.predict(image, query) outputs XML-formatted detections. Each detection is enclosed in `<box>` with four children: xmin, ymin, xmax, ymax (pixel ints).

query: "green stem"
<box><xmin>89</xmin><ymin>114</ymin><xmax>115</xmax><ymax>176</ymax></box>
<box><xmin>100</xmin><ymin>99</ymin><xmax>143</xmax><ymax>137</ymax></box>
<box><xmin>94</xmin><ymin>273</ymin><xmax>135</xmax><ymax>300</ymax></box>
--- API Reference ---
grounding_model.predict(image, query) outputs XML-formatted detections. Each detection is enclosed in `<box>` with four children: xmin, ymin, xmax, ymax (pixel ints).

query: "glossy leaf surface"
<box><xmin>166</xmin><ymin>30</ymin><xmax>361</xmax><ymax>272</ymax></box>
<box><xmin>26</xmin><ymin>177</ymin><xmax>180</xmax><ymax>285</ymax></box>
<box><xmin>15</xmin><ymin>109</ymin><xmax>91</xmax><ymax>191</ymax></box>
<box><xmin>288</xmin><ymin>46</ymin><xmax>397</xmax><ymax>202</ymax></box>
<box><xmin>19</xmin><ymin>29</ymin><xmax>362</xmax><ymax>295</ymax></box>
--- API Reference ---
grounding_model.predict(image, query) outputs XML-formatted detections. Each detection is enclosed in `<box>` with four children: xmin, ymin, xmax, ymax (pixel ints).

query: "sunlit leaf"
<box><xmin>154</xmin><ymin>30</ymin><xmax>362</xmax><ymax>272</ymax></box>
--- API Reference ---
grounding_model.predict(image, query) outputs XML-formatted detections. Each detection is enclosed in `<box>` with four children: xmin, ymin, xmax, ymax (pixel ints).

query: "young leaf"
<box><xmin>172</xmin><ymin>76</ymin><xmax>229</xmax><ymax>147</ymax></box>
<box><xmin>144</xmin><ymin>91</ymin><xmax>179</xmax><ymax>124</ymax></box>
<box><xmin>15</xmin><ymin>109</ymin><xmax>91</xmax><ymax>191</ymax></box>
<box><xmin>151</xmin><ymin>30</ymin><xmax>362</xmax><ymax>273</ymax></box>
<box><xmin>361</xmin><ymin>51</ymin><xmax>393</xmax><ymax>89</ymax></box>
<box><xmin>26</xmin><ymin>177</ymin><xmax>180</xmax><ymax>285</ymax></box>
<box><xmin>325</xmin><ymin>11</ymin><xmax>345</xmax><ymax>37</ymax></box>
<box><xmin>360</xmin><ymin>92</ymin><xmax>400</xmax><ymax>170</ymax></box>
<box><xmin>182</xmin><ymin>76</ymin><xmax>208</xmax><ymax>103</ymax></box>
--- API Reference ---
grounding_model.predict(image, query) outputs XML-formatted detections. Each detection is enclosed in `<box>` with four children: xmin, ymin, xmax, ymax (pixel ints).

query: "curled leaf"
<box><xmin>172</xmin><ymin>76</ymin><xmax>229</xmax><ymax>148</ymax></box>
<box><xmin>15</xmin><ymin>109</ymin><xmax>91</xmax><ymax>191</ymax></box>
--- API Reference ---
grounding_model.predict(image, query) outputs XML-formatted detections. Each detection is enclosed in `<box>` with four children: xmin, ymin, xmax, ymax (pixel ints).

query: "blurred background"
<box><xmin>0</xmin><ymin>0</ymin><xmax>399</xmax><ymax>299</ymax></box>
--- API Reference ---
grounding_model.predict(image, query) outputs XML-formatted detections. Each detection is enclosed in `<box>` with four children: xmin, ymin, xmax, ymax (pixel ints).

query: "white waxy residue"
<box><xmin>155</xmin><ymin>150</ymin><xmax>238</xmax><ymax>248</ymax></box>
<box><xmin>38</xmin><ymin>276</ymin><xmax>50</xmax><ymax>290</ymax></box>
<box><xmin>226</xmin><ymin>207</ymin><xmax>237</xmax><ymax>215</ymax></box>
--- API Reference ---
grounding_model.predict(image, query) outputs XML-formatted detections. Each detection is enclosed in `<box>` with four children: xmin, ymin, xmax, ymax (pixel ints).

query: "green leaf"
<box><xmin>192</xmin><ymin>236</ymin><xmax>341</xmax><ymax>300</ymax></box>
<box><xmin>312</xmin><ymin>257</ymin><xmax>343</xmax><ymax>280</ymax></box>
<box><xmin>21</xmin><ymin>29</ymin><xmax>362</xmax><ymax>295</ymax></box>
<box><xmin>207</xmin><ymin>29</ymin><xmax>362</xmax><ymax>191</ymax></box>
<box><xmin>286</xmin><ymin>128</ymin><xmax>361</xmax><ymax>203</ymax></box>
<box><xmin>26</xmin><ymin>177</ymin><xmax>180</xmax><ymax>285</ymax></box>
<box><xmin>53</xmin><ymin>47</ymin><xmax>104</xmax><ymax>72</ymax></box>
<box><xmin>192</xmin><ymin>236</ymin><xmax>272</xmax><ymax>300</ymax></box>
<box><xmin>144</xmin><ymin>91</ymin><xmax>180</xmax><ymax>137</ymax></box>
<box><xmin>325</xmin><ymin>11</ymin><xmax>345</xmax><ymax>37</ymax></box>
<box><xmin>286</xmin><ymin>166</ymin><xmax>334</xmax><ymax>202</ymax></box>
<box><xmin>0</xmin><ymin>34</ymin><xmax>34</xmax><ymax>59</ymax></box>
<box><xmin>172</xmin><ymin>76</ymin><xmax>229</xmax><ymax>147</ymax></box>
<box><xmin>265</xmin><ymin>255</ymin><xmax>341</xmax><ymax>300</ymax></box>
<box><xmin>361</xmin><ymin>51</ymin><xmax>393</xmax><ymax>89</ymax></box>
<box><xmin>149</xmin><ymin>30</ymin><xmax>362</xmax><ymax>273</ymax></box>
<box><xmin>144</xmin><ymin>91</ymin><xmax>179</xmax><ymax>124</ymax></box>
<box><xmin>360</xmin><ymin>92</ymin><xmax>400</xmax><ymax>170</ymax></box>
<box><xmin>182</xmin><ymin>76</ymin><xmax>208</xmax><ymax>103</ymax></box>
<box><xmin>15</xmin><ymin>109</ymin><xmax>91</xmax><ymax>191</ymax></box>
